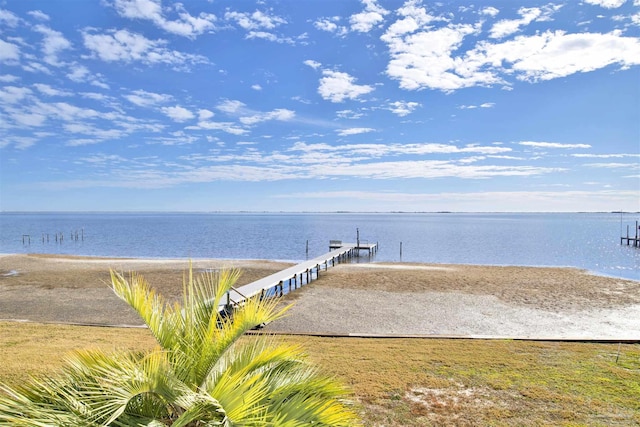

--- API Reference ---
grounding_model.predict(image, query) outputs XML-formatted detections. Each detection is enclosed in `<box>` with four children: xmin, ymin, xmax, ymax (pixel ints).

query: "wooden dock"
<box><xmin>221</xmin><ymin>240</ymin><xmax>378</xmax><ymax>311</ymax></box>
<box><xmin>621</xmin><ymin>220</ymin><xmax>640</xmax><ymax>247</ymax></box>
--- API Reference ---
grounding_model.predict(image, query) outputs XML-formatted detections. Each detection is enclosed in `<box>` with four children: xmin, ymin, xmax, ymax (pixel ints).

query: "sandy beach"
<box><xmin>1</xmin><ymin>254</ymin><xmax>639</xmax><ymax>339</ymax></box>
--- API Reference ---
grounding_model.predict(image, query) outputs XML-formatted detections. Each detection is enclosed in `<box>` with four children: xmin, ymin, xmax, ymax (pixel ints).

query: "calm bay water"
<box><xmin>1</xmin><ymin>212</ymin><xmax>639</xmax><ymax>281</ymax></box>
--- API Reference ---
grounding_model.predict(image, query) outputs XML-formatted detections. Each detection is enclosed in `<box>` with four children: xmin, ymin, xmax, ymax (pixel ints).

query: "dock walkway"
<box><xmin>222</xmin><ymin>241</ymin><xmax>378</xmax><ymax>310</ymax></box>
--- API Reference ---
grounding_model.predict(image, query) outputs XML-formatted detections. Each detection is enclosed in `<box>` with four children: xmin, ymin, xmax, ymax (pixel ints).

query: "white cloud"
<box><xmin>187</xmin><ymin>120</ymin><xmax>248</xmax><ymax>135</ymax></box>
<box><xmin>217</xmin><ymin>99</ymin><xmax>246</xmax><ymax>114</ymax></box>
<box><xmin>350</xmin><ymin>0</ymin><xmax>389</xmax><ymax>33</ymax></box>
<box><xmin>28</xmin><ymin>10</ymin><xmax>50</xmax><ymax>21</ymax></box>
<box><xmin>0</xmin><ymin>86</ymin><xmax>32</xmax><ymax>103</ymax></box>
<box><xmin>66</xmin><ymin>63</ymin><xmax>109</xmax><ymax>89</ymax></box>
<box><xmin>314</xmin><ymin>17</ymin><xmax>348</xmax><ymax>36</ymax></box>
<box><xmin>318</xmin><ymin>70</ymin><xmax>374</xmax><ymax>102</ymax></box>
<box><xmin>198</xmin><ymin>109</ymin><xmax>214</xmax><ymax>120</ymax></box>
<box><xmin>0</xmin><ymin>9</ymin><xmax>20</xmax><ymax>27</ymax></box>
<box><xmin>10</xmin><ymin>111</ymin><xmax>47</xmax><ymax>127</ymax></box>
<box><xmin>481</xmin><ymin>7</ymin><xmax>500</xmax><ymax>17</ymax></box>
<box><xmin>291</xmin><ymin>141</ymin><xmax>511</xmax><ymax>157</ymax></box>
<box><xmin>304</xmin><ymin>59</ymin><xmax>322</xmax><ymax>69</ymax></box>
<box><xmin>113</xmin><ymin>0</ymin><xmax>217</xmax><ymax>38</ymax></box>
<box><xmin>161</xmin><ymin>105</ymin><xmax>195</xmax><ymax>122</ymax></box>
<box><xmin>7</xmin><ymin>136</ymin><xmax>38</xmax><ymax>149</ymax></box>
<box><xmin>489</xmin><ymin>7</ymin><xmax>542</xmax><ymax>39</ymax></box>
<box><xmin>584</xmin><ymin>162</ymin><xmax>640</xmax><ymax>169</ymax></box>
<box><xmin>336</xmin><ymin>127</ymin><xmax>375</xmax><ymax>136</ymax></box>
<box><xmin>475</xmin><ymin>30</ymin><xmax>640</xmax><ymax>82</ymax></box>
<box><xmin>383</xmin><ymin>0</ymin><xmax>444</xmax><ymax>40</ymax></box>
<box><xmin>240</xmin><ymin>108</ymin><xmax>295</xmax><ymax>125</ymax></box>
<box><xmin>584</xmin><ymin>0</ymin><xmax>627</xmax><ymax>8</ymax></box>
<box><xmin>388</xmin><ymin>100</ymin><xmax>420</xmax><ymax>116</ymax></box>
<box><xmin>42</xmin><ymin>102</ymin><xmax>101</xmax><ymax>121</ymax></box>
<box><xmin>383</xmin><ymin>22</ymin><xmax>496</xmax><ymax>92</ymax></box>
<box><xmin>225</xmin><ymin>10</ymin><xmax>286</xmax><ymax>30</ymax></box>
<box><xmin>33</xmin><ymin>83</ymin><xmax>72</xmax><ymax>97</ymax></box>
<box><xmin>124</xmin><ymin>89</ymin><xmax>172</xmax><ymax>107</ymax></box>
<box><xmin>0</xmin><ymin>39</ymin><xmax>20</xmax><ymax>63</ymax></box>
<box><xmin>382</xmin><ymin>4</ymin><xmax>640</xmax><ymax>93</ymax></box>
<box><xmin>251</xmin><ymin>84</ymin><xmax>262</xmax><ymax>91</ymax></box>
<box><xmin>0</xmin><ymin>74</ymin><xmax>19</xmax><ymax>82</ymax></box>
<box><xmin>520</xmin><ymin>141</ymin><xmax>591</xmax><ymax>149</ymax></box>
<box><xmin>245</xmin><ymin>31</ymin><xmax>293</xmax><ymax>44</ymax></box>
<box><xmin>336</xmin><ymin>109</ymin><xmax>364</xmax><ymax>119</ymax></box>
<box><xmin>82</xmin><ymin>29</ymin><xmax>208</xmax><ymax>69</ymax></box>
<box><xmin>34</xmin><ymin>25</ymin><xmax>72</xmax><ymax>66</ymax></box>
<box><xmin>572</xmin><ymin>153</ymin><xmax>639</xmax><ymax>158</ymax></box>
<box><xmin>459</xmin><ymin>102</ymin><xmax>495</xmax><ymax>109</ymax></box>
<box><xmin>67</xmin><ymin>65</ymin><xmax>90</xmax><ymax>82</ymax></box>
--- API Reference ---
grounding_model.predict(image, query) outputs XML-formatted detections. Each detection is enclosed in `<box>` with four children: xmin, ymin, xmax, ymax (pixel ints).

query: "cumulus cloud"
<box><xmin>388</xmin><ymin>100</ymin><xmax>420</xmax><ymax>116</ymax></box>
<box><xmin>489</xmin><ymin>7</ymin><xmax>542</xmax><ymax>39</ymax></box>
<box><xmin>124</xmin><ymin>89</ymin><xmax>172</xmax><ymax>107</ymax></box>
<box><xmin>0</xmin><ymin>9</ymin><xmax>20</xmax><ymax>27</ymax></box>
<box><xmin>304</xmin><ymin>59</ymin><xmax>322</xmax><ymax>69</ymax></box>
<box><xmin>83</xmin><ymin>29</ymin><xmax>208</xmax><ymax>69</ymax></box>
<box><xmin>113</xmin><ymin>0</ymin><xmax>217</xmax><ymax>38</ymax></box>
<box><xmin>27</xmin><ymin>10</ymin><xmax>50</xmax><ymax>21</ymax></box>
<box><xmin>381</xmin><ymin>1</ymin><xmax>640</xmax><ymax>93</ymax></box>
<box><xmin>225</xmin><ymin>10</ymin><xmax>286</xmax><ymax>30</ymax></box>
<box><xmin>350</xmin><ymin>0</ymin><xmax>389</xmax><ymax>32</ymax></box>
<box><xmin>584</xmin><ymin>0</ymin><xmax>627</xmax><ymax>8</ymax></box>
<box><xmin>0</xmin><ymin>74</ymin><xmax>19</xmax><ymax>82</ymax></box>
<box><xmin>225</xmin><ymin>10</ymin><xmax>291</xmax><ymax>43</ymax></box>
<box><xmin>216</xmin><ymin>99</ymin><xmax>246</xmax><ymax>114</ymax></box>
<box><xmin>314</xmin><ymin>17</ymin><xmax>348</xmax><ymax>36</ymax></box>
<box><xmin>33</xmin><ymin>83</ymin><xmax>72</xmax><ymax>97</ymax></box>
<box><xmin>481</xmin><ymin>7</ymin><xmax>500</xmax><ymax>17</ymax></box>
<box><xmin>33</xmin><ymin>25</ymin><xmax>72</xmax><ymax>66</ymax></box>
<box><xmin>161</xmin><ymin>105</ymin><xmax>195</xmax><ymax>122</ymax></box>
<box><xmin>317</xmin><ymin>70</ymin><xmax>374</xmax><ymax>102</ymax></box>
<box><xmin>336</xmin><ymin>109</ymin><xmax>364</xmax><ymax>119</ymax></box>
<box><xmin>473</xmin><ymin>30</ymin><xmax>640</xmax><ymax>82</ymax></box>
<box><xmin>0</xmin><ymin>85</ymin><xmax>32</xmax><ymax>103</ymax></box>
<box><xmin>198</xmin><ymin>109</ymin><xmax>214</xmax><ymax>120</ymax></box>
<box><xmin>0</xmin><ymin>39</ymin><xmax>20</xmax><ymax>63</ymax></box>
<box><xmin>383</xmin><ymin>22</ymin><xmax>496</xmax><ymax>91</ymax></box>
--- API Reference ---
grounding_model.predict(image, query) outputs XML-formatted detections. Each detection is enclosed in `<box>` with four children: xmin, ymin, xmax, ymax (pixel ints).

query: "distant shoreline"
<box><xmin>2</xmin><ymin>210</ymin><xmax>639</xmax><ymax>214</ymax></box>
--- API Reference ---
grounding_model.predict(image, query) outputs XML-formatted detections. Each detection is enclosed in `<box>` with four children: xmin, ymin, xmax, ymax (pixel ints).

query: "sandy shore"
<box><xmin>0</xmin><ymin>254</ymin><xmax>292</xmax><ymax>326</ymax></box>
<box><xmin>1</xmin><ymin>254</ymin><xmax>639</xmax><ymax>339</ymax></box>
<box><xmin>267</xmin><ymin>263</ymin><xmax>640</xmax><ymax>340</ymax></box>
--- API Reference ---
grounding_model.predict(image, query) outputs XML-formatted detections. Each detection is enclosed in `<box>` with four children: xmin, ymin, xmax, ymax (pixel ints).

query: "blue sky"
<box><xmin>0</xmin><ymin>0</ymin><xmax>639</xmax><ymax>212</ymax></box>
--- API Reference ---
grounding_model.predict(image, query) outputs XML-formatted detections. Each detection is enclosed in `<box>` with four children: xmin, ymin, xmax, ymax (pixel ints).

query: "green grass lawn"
<box><xmin>1</xmin><ymin>321</ymin><xmax>638</xmax><ymax>426</ymax></box>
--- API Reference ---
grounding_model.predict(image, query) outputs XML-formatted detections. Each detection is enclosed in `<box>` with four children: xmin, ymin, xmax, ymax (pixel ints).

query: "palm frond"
<box><xmin>1</xmin><ymin>263</ymin><xmax>358</xmax><ymax>425</ymax></box>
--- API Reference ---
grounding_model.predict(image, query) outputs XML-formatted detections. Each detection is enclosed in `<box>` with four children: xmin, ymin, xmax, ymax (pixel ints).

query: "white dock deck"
<box><xmin>222</xmin><ymin>241</ymin><xmax>378</xmax><ymax>310</ymax></box>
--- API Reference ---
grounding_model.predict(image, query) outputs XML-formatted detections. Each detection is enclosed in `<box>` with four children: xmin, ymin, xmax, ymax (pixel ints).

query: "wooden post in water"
<box><xmin>400</xmin><ymin>241</ymin><xmax>403</xmax><ymax>258</ymax></box>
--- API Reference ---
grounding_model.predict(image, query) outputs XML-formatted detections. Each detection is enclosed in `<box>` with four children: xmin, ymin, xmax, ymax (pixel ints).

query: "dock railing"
<box><xmin>621</xmin><ymin>220</ymin><xmax>640</xmax><ymax>247</ymax></box>
<box><xmin>219</xmin><ymin>240</ymin><xmax>378</xmax><ymax>314</ymax></box>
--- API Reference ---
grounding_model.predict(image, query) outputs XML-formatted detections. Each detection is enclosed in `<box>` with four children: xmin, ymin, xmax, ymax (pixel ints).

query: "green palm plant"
<box><xmin>0</xmin><ymin>265</ymin><xmax>358</xmax><ymax>426</ymax></box>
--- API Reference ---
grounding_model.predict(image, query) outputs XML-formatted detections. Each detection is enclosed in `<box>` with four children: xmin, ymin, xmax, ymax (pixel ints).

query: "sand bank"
<box><xmin>266</xmin><ymin>263</ymin><xmax>640</xmax><ymax>340</ymax></box>
<box><xmin>1</xmin><ymin>255</ymin><xmax>638</xmax><ymax>339</ymax></box>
